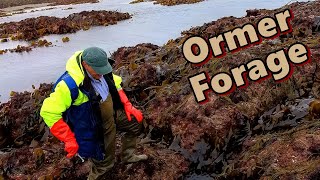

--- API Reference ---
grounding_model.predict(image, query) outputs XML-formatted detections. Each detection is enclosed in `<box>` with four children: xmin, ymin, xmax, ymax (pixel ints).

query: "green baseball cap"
<box><xmin>82</xmin><ymin>47</ymin><xmax>113</xmax><ymax>75</ymax></box>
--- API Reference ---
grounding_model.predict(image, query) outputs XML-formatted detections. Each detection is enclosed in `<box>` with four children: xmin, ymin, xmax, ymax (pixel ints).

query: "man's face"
<box><xmin>82</xmin><ymin>61</ymin><xmax>102</xmax><ymax>80</ymax></box>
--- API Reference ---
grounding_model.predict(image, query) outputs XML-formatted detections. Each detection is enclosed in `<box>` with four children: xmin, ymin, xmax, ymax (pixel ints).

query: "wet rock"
<box><xmin>0</xmin><ymin>11</ymin><xmax>7</xmax><ymax>18</ymax></box>
<box><xmin>309</xmin><ymin>99</ymin><xmax>320</xmax><ymax>119</ymax></box>
<box><xmin>14</xmin><ymin>45</ymin><xmax>32</xmax><ymax>52</ymax></box>
<box><xmin>246</xmin><ymin>9</ymin><xmax>260</xmax><ymax>17</ymax></box>
<box><xmin>4</xmin><ymin>45</ymin><xmax>33</xmax><ymax>54</ymax></box>
<box><xmin>0</xmin><ymin>39</ymin><xmax>54</xmax><ymax>55</ymax></box>
<box><xmin>33</xmin><ymin>147</ymin><xmax>45</xmax><ymax>167</ymax></box>
<box><xmin>0</xmin><ymin>39</ymin><xmax>7</xmax><ymax>43</ymax></box>
<box><xmin>0</xmin><ymin>49</ymin><xmax>7</xmax><ymax>54</ymax></box>
<box><xmin>312</xmin><ymin>16</ymin><xmax>320</xmax><ymax>33</ymax></box>
<box><xmin>130</xmin><ymin>0</ymin><xmax>203</xmax><ymax>6</ymax></box>
<box><xmin>130</xmin><ymin>0</ymin><xmax>145</xmax><ymax>4</ymax></box>
<box><xmin>62</xmin><ymin>37</ymin><xmax>70</xmax><ymax>43</ymax></box>
<box><xmin>153</xmin><ymin>0</ymin><xmax>204</xmax><ymax>6</ymax></box>
<box><xmin>37</xmin><ymin>40</ymin><xmax>52</xmax><ymax>47</ymax></box>
<box><xmin>51</xmin><ymin>0</ymin><xmax>99</xmax><ymax>6</ymax></box>
<box><xmin>112</xmin><ymin>43</ymin><xmax>159</xmax><ymax>68</ymax></box>
<box><xmin>0</xmin><ymin>83</ymin><xmax>53</xmax><ymax>148</ymax></box>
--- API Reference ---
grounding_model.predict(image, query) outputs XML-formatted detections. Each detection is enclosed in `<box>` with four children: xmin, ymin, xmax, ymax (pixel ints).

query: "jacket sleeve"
<box><xmin>40</xmin><ymin>81</ymin><xmax>72</xmax><ymax>128</ymax></box>
<box><xmin>112</xmin><ymin>74</ymin><xmax>123</xmax><ymax>90</ymax></box>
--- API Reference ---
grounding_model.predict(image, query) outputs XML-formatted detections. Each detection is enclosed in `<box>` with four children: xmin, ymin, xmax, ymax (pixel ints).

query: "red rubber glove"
<box><xmin>50</xmin><ymin>118</ymin><xmax>79</xmax><ymax>158</ymax></box>
<box><xmin>118</xmin><ymin>89</ymin><xmax>143</xmax><ymax>123</ymax></box>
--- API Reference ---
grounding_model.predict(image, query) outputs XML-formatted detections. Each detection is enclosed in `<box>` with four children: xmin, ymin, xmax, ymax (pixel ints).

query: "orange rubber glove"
<box><xmin>118</xmin><ymin>89</ymin><xmax>143</xmax><ymax>123</ymax></box>
<box><xmin>50</xmin><ymin>118</ymin><xmax>79</xmax><ymax>158</ymax></box>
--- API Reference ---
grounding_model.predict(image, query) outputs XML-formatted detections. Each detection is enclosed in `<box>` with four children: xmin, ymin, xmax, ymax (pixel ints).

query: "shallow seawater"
<box><xmin>0</xmin><ymin>0</ymin><xmax>313</xmax><ymax>103</ymax></box>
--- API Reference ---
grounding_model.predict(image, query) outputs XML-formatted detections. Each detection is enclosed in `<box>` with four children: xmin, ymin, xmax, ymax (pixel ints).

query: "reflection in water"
<box><xmin>0</xmin><ymin>0</ymin><xmax>311</xmax><ymax>102</ymax></box>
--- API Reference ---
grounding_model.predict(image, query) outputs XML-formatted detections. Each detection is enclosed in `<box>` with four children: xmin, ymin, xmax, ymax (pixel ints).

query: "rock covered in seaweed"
<box><xmin>2</xmin><ymin>0</ymin><xmax>320</xmax><ymax>179</ymax></box>
<box><xmin>0</xmin><ymin>10</ymin><xmax>131</xmax><ymax>41</ymax></box>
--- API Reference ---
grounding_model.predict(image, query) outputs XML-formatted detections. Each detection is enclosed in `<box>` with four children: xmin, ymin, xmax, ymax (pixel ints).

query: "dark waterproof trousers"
<box><xmin>87</xmin><ymin>94</ymin><xmax>142</xmax><ymax>180</ymax></box>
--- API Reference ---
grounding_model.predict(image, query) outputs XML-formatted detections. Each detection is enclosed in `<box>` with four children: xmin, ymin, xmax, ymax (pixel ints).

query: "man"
<box><xmin>40</xmin><ymin>47</ymin><xmax>148</xmax><ymax>180</ymax></box>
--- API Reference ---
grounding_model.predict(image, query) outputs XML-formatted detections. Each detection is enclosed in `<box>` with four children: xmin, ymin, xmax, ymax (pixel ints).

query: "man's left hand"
<box><xmin>118</xmin><ymin>89</ymin><xmax>144</xmax><ymax>123</ymax></box>
<box><xmin>124</xmin><ymin>104</ymin><xmax>143</xmax><ymax>123</ymax></box>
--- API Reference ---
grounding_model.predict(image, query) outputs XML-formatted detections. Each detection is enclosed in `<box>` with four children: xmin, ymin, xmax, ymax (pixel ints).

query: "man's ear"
<box><xmin>81</xmin><ymin>61</ymin><xmax>87</xmax><ymax>69</ymax></box>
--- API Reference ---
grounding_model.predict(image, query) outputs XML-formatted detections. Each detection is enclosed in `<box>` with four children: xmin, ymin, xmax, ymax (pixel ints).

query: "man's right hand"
<box><xmin>50</xmin><ymin>118</ymin><xmax>79</xmax><ymax>158</ymax></box>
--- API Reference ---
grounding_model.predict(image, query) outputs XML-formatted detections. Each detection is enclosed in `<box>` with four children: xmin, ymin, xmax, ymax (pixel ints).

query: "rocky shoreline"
<box><xmin>0</xmin><ymin>10</ymin><xmax>131</xmax><ymax>55</ymax></box>
<box><xmin>129</xmin><ymin>0</ymin><xmax>204</xmax><ymax>6</ymax></box>
<box><xmin>0</xmin><ymin>0</ymin><xmax>98</xmax><ymax>10</ymax></box>
<box><xmin>2</xmin><ymin>0</ymin><xmax>320</xmax><ymax>179</ymax></box>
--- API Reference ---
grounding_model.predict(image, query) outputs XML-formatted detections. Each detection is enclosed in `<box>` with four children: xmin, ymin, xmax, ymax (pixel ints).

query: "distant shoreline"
<box><xmin>0</xmin><ymin>3</ymin><xmax>51</xmax><ymax>13</ymax></box>
<box><xmin>0</xmin><ymin>0</ymin><xmax>98</xmax><ymax>15</ymax></box>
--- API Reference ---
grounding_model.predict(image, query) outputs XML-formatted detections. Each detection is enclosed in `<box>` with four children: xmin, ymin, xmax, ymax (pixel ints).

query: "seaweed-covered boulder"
<box><xmin>0</xmin><ymin>83</ymin><xmax>53</xmax><ymax>148</ymax></box>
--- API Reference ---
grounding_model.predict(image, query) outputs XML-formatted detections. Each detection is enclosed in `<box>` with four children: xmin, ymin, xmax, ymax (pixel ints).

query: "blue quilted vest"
<box><xmin>53</xmin><ymin>72</ymin><xmax>105</xmax><ymax>160</ymax></box>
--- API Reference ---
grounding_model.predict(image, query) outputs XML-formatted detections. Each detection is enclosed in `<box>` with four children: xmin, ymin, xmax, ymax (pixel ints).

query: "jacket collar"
<box><xmin>66</xmin><ymin>51</ymin><xmax>86</xmax><ymax>86</ymax></box>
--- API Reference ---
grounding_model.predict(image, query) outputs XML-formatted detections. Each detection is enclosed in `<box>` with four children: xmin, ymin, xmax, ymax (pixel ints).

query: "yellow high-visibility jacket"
<box><xmin>40</xmin><ymin>50</ymin><xmax>122</xmax><ymax>127</ymax></box>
